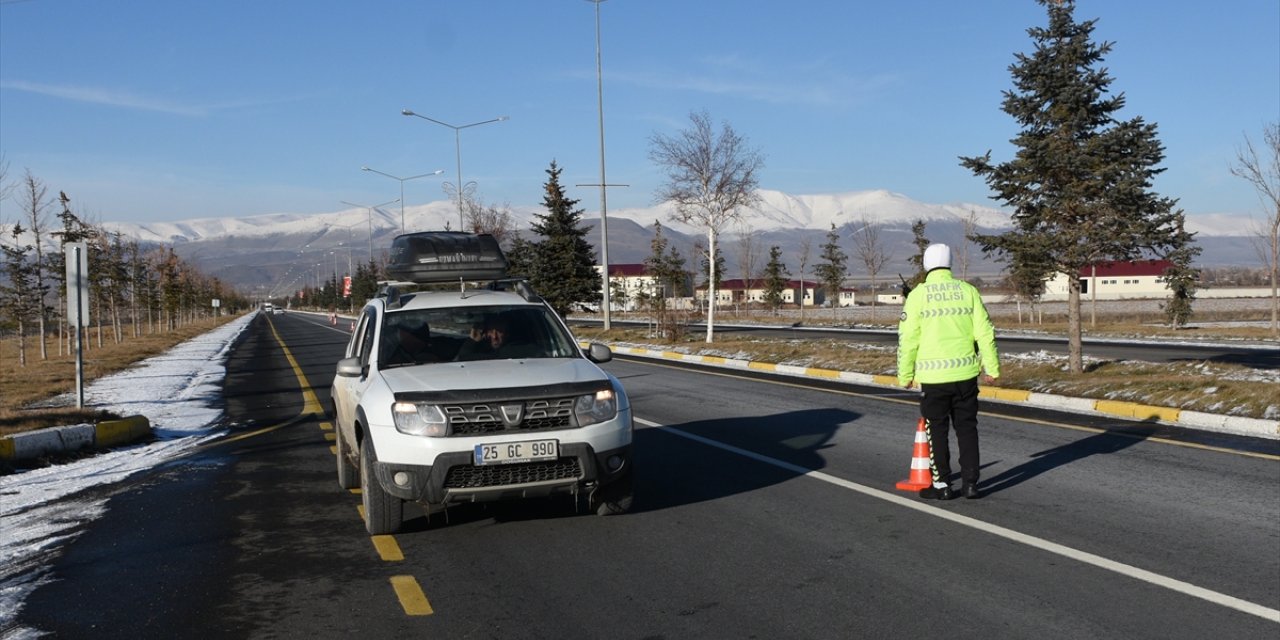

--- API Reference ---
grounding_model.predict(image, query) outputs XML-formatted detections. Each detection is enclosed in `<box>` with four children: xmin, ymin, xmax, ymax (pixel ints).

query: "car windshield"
<box><xmin>378</xmin><ymin>305</ymin><xmax>580</xmax><ymax>367</ymax></box>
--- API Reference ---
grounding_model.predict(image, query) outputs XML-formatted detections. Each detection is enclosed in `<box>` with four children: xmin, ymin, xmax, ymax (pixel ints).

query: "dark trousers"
<box><xmin>920</xmin><ymin>377</ymin><xmax>981</xmax><ymax>486</ymax></box>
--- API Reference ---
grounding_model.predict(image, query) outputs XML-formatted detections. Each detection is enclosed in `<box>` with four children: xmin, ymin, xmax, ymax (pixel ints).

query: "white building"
<box><xmin>1043</xmin><ymin>259</ymin><xmax>1174</xmax><ymax>301</ymax></box>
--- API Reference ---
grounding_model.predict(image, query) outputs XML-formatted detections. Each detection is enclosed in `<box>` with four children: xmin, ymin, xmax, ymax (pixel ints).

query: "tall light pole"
<box><xmin>401</xmin><ymin>110</ymin><xmax>508</xmax><ymax>230</ymax></box>
<box><xmin>340</xmin><ymin>198</ymin><xmax>399</xmax><ymax>262</ymax></box>
<box><xmin>585</xmin><ymin>0</ymin><xmax>618</xmax><ymax>329</ymax></box>
<box><xmin>361</xmin><ymin>166</ymin><xmax>444</xmax><ymax>232</ymax></box>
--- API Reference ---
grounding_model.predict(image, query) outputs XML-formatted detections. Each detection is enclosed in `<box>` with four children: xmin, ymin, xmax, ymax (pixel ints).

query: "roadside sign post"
<box><xmin>65</xmin><ymin>242</ymin><xmax>90</xmax><ymax>409</ymax></box>
<box><xmin>212</xmin><ymin>298</ymin><xmax>221</xmax><ymax>317</ymax></box>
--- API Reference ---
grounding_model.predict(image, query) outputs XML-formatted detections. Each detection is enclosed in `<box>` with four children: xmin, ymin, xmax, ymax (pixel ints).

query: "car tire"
<box><xmin>360</xmin><ymin>440</ymin><xmax>403</xmax><ymax>535</ymax></box>
<box><xmin>591</xmin><ymin>472</ymin><xmax>633</xmax><ymax>516</ymax></box>
<box><xmin>335</xmin><ymin>429</ymin><xmax>357</xmax><ymax>490</ymax></box>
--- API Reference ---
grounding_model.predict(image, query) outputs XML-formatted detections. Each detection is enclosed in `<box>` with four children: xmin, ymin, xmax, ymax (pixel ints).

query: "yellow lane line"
<box><xmin>390</xmin><ymin>576</ymin><xmax>434</xmax><ymax>616</ymax></box>
<box><xmin>239</xmin><ymin>319</ymin><xmax>442</xmax><ymax>619</ymax></box>
<box><xmin>628</xmin><ymin>358</ymin><xmax>1279</xmax><ymax>461</ymax></box>
<box><xmin>265</xmin><ymin>317</ymin><xmax>324</xmax><ymax>415</ymax></box>
<box><xmin>372</xmin><ymin>535</ymin><xmax>405</xmax><ymax>561</ymax></box>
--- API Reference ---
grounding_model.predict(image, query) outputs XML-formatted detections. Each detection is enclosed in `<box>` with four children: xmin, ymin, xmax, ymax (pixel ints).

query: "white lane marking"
<box><xmin>635</xmin><ymin>416</ymin><xmax>1280</xmax><ymax>623</ymax></box>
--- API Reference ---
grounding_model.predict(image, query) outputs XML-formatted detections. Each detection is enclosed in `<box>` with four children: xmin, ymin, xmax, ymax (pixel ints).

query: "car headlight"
<box><xmin>392</xmin><ymin>402</ymin><xmax>449</xmax><ymax>436</ymax></box>
<box><xmin>574</xmin><ymin>389</ymin><xmax>617</xmax><ymax>427</ymax></box>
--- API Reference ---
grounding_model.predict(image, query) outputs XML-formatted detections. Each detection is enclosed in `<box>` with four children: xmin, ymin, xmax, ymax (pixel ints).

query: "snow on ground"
<box><xmin>0</xmin><ymin>313</ymin><xmax>255</xmax><ymax>637</ymax></box>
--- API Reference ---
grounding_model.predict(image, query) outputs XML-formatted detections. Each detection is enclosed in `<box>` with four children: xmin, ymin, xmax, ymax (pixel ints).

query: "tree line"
<box><xmin>0</xmin><ymin>169</ymin><xmax>250</xmax><ymax>367</ymax></box>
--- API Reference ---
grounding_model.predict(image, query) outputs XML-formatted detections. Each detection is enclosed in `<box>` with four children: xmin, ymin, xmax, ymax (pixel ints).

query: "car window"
<box><xmin>375</xmin><ymin>305</ymin><xmax>579</xmax><ymax>365</ymax></box>
<box><xmin>356</xmin><ymin>309</ymin><xmax>377</xmax><ymax>365</ymax></box>
<box><xmin>346</xmin><ymin>313</ymin><xmax>368</xmax><ymax>358</ymax></box>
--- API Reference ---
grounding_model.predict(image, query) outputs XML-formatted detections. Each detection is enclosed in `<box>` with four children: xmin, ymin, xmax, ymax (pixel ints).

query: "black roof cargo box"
<box><xmin>386</xmin><ymin>232</ymin><xmax>508</xmax><ymax>283</ymax></box>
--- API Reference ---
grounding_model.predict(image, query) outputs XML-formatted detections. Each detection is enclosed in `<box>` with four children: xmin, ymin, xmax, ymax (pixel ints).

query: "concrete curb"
<box><xmin>603</xmin><ymin>344</ymin><xmax>1280</xmax><ymax>441</ymax></box>
<box><xmin>0</xmin><ymin>415</ymin><xmax>152</xmax><ymax>463</ymax></box>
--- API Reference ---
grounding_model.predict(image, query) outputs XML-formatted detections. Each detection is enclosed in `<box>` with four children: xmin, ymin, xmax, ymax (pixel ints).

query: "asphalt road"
<box><xmin>14</xmin><ymin>312</ymin><xmax>1280</xmax><ymax>638</ymax></box>
<box><xmin>576</xmin><ymin>319</ymin><xmax>1280</xmax><ymax>370</ymax></box>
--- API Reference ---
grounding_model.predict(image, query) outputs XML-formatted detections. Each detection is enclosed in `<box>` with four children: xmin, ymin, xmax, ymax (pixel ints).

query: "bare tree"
<box><xmin>649</xmin><ymin>110</ymin><xmax>764</xmax><ymax>343</ymax></box>
<box><xmin>19</xmin><ymin>170</ymin><xmax>52</xmax><ymax>360</ymax></box>
<box><xmin>797</xmin><ymin>237</ymin><xmax>812</xmax><ymax>324</ymax></box>
<box><xmin>959</xmin><ymin>208</ymin><xmax>979</xmax><ymax>280</ymax></box>
<box><xmin>1230</xmin><ymin>123</ymin><xmax>1280</xmax><ymax>338</ymax></box>
<box><xmin>464</xmin><ymin>197</ymin><xmax>517</xmax><ymax>247</ymax></box>
<box><xmin>850</xmin><ymin>216</ymin><xmax>892</xmax><ymax>323</ymax></box>
<box><xmin>0</xmin><ymin>154</ymin><xmax>14</xmax><ymax>203</ymax></box>
<box><xmin>735</xmin><ymin>223</ymin><xmax>762</xmax><ymax>312</ymax></box>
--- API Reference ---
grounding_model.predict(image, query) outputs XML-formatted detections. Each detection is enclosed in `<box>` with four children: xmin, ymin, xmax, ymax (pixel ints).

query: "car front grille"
<box><xmin>443</xmin><ymin>458</ymin><xmax>582</xmax><ymax>489</ymax></box>
<box><xmin>443</xmin><ymin>397</ymin><xmax>576</xmax><ymax>436</ymax></box>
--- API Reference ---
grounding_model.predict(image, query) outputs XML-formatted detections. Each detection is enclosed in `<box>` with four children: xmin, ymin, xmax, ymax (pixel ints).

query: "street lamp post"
<box><xmin>361</xmin><ymin>166</ymin><xmax>444</xmax><ymax>232</ymax></box>
<box><xmin>584</xmin><ymin>0</ymin><xmax>618</xmax><ymax>329</ymax></box>
<box><xmin>401</xmin><ymin>109</ymin><xmax>508</xmax><ymax>230</ymax></box>
<box><xmin>340</xmin><ymin>198</ymin><xmax>400</xmax><ymax>262</ymax></box>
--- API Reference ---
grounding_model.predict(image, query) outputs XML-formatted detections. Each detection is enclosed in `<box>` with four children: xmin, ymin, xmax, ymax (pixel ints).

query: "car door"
<box><xmin>336</xmin><ymin>307</ymin><xmax>378</xmax><ymax>440</ymax></box>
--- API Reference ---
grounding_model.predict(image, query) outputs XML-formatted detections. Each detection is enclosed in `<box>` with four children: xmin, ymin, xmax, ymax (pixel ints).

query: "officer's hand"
<box><xmin>980</xmin><ymin>374</ymin><xmax>997</xmax><ymax>385</ymax></box>
<box><xmin>903</xmin><ymin>378</ymin><xmax>915</xmax><ymax>389</ymax></box>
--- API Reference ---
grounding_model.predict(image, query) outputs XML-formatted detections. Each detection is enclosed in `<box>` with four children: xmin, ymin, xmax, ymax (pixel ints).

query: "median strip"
<box><xmin>607</xmin><ymin>345</ymin><xmax>1278</xmax><ymax>440</ymax></box>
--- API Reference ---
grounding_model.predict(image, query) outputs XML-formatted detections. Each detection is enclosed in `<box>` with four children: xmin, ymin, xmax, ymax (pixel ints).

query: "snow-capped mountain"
<box><xmin>0</xmin><ymin>188</ymin><xmax>1258</xmax><ymax>291</ymax></box>
<box><xmin>99</xmin><ymin>188</ymin><xmax>1008</xmax><ymax>246</ymax></box>
<box><xmin>97</xmin><ymin>187</ymin><xmax>1241</xmax><ymax>245</ymax></box>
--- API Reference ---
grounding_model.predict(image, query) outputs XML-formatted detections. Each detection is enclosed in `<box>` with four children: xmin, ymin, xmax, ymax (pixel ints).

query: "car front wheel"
<box><xmin>360</xmin><ymin>440</ymin><xmax>403</xmax><ymax>534</ymax></box>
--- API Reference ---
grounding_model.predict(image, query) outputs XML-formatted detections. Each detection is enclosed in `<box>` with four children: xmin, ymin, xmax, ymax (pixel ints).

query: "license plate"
<box><xmin>474</xmin><ymin>439</ymin><xmax>559</xmax><ymax>466</ymax></box>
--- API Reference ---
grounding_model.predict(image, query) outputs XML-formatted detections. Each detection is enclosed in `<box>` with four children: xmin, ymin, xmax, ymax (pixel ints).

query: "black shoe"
<box><xmin>962</xmin><ymin>483</ymin><xmax>981</xmax><ymax>499</ymax></box>
<box><xmin>919</xmin><ymin>485</ymin><xmax>953</xmax><ymax>500</ymax></box>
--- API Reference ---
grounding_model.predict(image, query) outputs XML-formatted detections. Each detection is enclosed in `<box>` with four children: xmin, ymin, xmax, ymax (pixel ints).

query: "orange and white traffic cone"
<box><xmin>895</xmin><ymin>417</ymin><xmax>934</xmax><ymax>491</ymax></box>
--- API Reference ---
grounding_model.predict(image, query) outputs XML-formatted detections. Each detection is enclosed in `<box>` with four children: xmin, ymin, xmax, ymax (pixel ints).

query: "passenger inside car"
<box><xmin>382</xmin><ymin>320</ymin><xmax>442</xmax><ymax>366</ymax></box>
<box><xmin>455</xmin><ymin>312</ymin><xmax>542</xmax><ymax>360</ymax></box>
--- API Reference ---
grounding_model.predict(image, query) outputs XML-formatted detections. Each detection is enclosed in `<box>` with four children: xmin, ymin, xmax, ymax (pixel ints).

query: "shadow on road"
<box><xmin>979</xmin><ymin>427</ymin><xmax>1153</xmax><ymax>496</ymax></box>
<box><xmin>630</xmin><ymin>407</ymin><xmax>860</xmax><ymax>513</ymax></box>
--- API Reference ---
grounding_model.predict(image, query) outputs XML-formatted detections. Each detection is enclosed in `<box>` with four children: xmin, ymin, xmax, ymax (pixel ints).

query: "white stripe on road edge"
<box><xmin>635</xmin><ymin>416</ymin><xmax>1280</xmax><ymax>624</ymax></box>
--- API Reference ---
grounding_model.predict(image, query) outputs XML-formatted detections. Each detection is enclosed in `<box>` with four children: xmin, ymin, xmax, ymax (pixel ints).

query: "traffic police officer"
<box><xmin>897</xmin><ymin>243</ymin><xmax>1000</xmax><ymax>500</ymax></box>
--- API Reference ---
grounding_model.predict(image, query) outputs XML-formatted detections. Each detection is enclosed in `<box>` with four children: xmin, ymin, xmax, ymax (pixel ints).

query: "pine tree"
<box><xmin>351</xmin><ymin>259</ymin><xmax>381</xmax><ymax>306</ymax></box>
<box><xmin>505</xmin><ymin>236</ymin><xmax>537</xmax><ymax>280</ymax></box>
<box><xmin>762</xmin><ymin>245</ymin><xmax>790</xmax><ymax>313</ymax></box>
<box><xmin>643</xmin><ymin>221</ymin><xmax>690</xmax><ymax>339</ymax></box>
<box><xmin>696</xmin><ymin>246</ymin><xmax>725</xmax><ymax>290</ymax></box>
<box><xmin>907</xmin><ymin>219</ymin><xmax>930</xmax><ymax>288</ymax></box>
<box><xmin>1</xmin><ymin>224</ymin><xmax>38</xmax><ymax>366</ymax></box>
<box><xmin>527</xmin><ymin>161</ymin><xmax>599</xmax><ymax>318</ymax></box>
<box><xmin>813</xmin><ymin>224</ymin><xmax>848</xmax><ymax>320</ymax></box>
<box><xmin>1161</xmin><ymin>213</ymin><xmax>1201</xmax><ymax>328</ymax></box>
<box><xmin>48</xmin><ymin>191</ymin><xmax>99</xmax><ymax>351</ymax></box>
<box><xmin>960</xmin><ymin>0</ymin><xmax>1190</xmax><ymax>373</ymax></box>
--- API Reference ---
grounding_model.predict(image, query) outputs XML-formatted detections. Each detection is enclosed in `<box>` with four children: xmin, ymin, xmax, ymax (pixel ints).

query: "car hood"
<box><xmin>378</xmin><ymin>358</ymin><xmax>608</xmax><ymax>394</ymax></box>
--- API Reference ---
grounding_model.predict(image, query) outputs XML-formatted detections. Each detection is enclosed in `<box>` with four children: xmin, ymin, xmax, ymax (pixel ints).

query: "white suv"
<box><xmin>330</xmin><ymin>233</ymin><xmax>633</xmax><ymax>535</ymax></box>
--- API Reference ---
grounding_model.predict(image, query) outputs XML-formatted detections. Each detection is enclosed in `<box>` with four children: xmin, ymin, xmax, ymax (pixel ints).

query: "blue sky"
<box><xmin>1</xmin><ymin>0</ymin><xmax>1277</xmax><ymax>226</ymax></box>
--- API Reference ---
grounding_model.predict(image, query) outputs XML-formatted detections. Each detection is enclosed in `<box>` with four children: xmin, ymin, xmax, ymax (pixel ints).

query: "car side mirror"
<box><xmin>585</xmin><ymin>343</ymin><xmax>612</xmax><ymax>364</ymax></box>
<box><xmin>336</xmin><ymin>356</ymin><xmax>364</xmax><ymax>378</ymax></box>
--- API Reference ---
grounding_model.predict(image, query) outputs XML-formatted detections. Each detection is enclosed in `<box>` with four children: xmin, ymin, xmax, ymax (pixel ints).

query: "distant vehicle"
<box><xmin>263</xmin><ymin>302</ymin><xmax>274</xmax><ymax>312</ymax></box>
<box><xmin>273</xmin><ymin>307</ymin><xmax>284</xmax><ymax>315</ymax></box>
<box><xmin>330</xmin><ymin>232</ymin><xmax>634</xmax><ymax>535</ymax></box>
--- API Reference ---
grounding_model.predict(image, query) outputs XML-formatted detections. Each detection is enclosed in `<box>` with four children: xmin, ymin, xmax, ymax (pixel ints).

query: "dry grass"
<box><xmin>577</xmin><ymin>324</ymin><xmax>1279</xmax><ymax>421</ymax></box>
<box><xmin>0</xmin><ymin>317</ymin><xmax>238</xmax><ymax>435</ymax></box>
